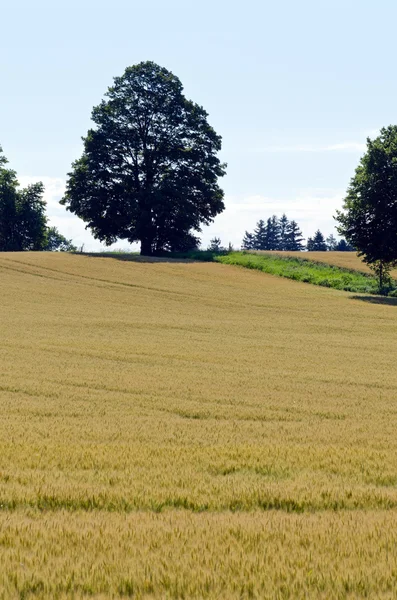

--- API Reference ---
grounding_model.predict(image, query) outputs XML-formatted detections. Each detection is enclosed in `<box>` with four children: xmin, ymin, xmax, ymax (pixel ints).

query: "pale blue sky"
<box><xmin>2</xmin><ymin>0</ymin><xmax>396</xmax><ymax>249</ymax></box>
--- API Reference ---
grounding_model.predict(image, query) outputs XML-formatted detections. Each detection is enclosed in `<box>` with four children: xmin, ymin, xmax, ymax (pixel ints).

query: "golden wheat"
<box><xmin>1</xmin><ymin>252</ymin><xmax>397</xmax><ymax>598</ymax></box>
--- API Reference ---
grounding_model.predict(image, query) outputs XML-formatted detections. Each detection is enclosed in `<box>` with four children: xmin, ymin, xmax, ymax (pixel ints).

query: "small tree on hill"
<box><xmin>285</xmin><ymin>220</ymin><xmax>305</xmax><ymax>251</ymax></box>
<box><xmin>335</xmin><ymin>238</ymin><xmax>354</xmax><ymax>252</ymax></box>
<box><xmin>278</xmin><ymin>214</ymin><xmax>289</xmax><ymax>251</ymax></box>
<box><xmin>326</xmin><ymin>234</ymin><xmax>337</xmax><ymax>251</ymax></box>
<box><xmin>207</xmin><ymin>237</ymin><xmax>223</xmax><ymax>252</ymax></box>
<box><xmin>265</xmin><ymin>215</ymin><xmax>281</xmax><ymax>250</ymax></box>
<box><xmin>253</xmin><ymin>219</ymin><xmax>267</xmax><ymax>250</ymax></box>
<box><xmin>242</xmin><ymin>231</ymin><xmax>255</xmax><ymax>250</ymax></box>
<box><xmin>307</xmin><ymin>230</ymin><xmax>327</xmax><ymax>251</ymax></box>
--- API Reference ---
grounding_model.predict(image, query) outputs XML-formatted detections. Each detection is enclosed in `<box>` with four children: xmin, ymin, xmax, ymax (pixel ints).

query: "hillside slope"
<box><xmin>260</xmin><ymin>250</ymin><xmax>397</xmax><ymax>277</ymax></box>
<box><xmin>1</xmin><ymin>252</ymin><xmax>397</xmax><ymax>598</ymax></box>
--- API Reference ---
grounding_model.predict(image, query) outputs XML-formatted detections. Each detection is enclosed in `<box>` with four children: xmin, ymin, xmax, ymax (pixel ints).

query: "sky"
<box><xmin>2</xmin><ymin>0</ymin><xmax>397</xmax><ymax>251</ymax></box>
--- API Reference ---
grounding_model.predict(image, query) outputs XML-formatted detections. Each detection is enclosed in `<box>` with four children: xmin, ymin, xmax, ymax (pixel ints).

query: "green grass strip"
<box><xmin>215</xmin><ymin>252</ymin><xmax>383</xmax><ymax>294</ymax></box>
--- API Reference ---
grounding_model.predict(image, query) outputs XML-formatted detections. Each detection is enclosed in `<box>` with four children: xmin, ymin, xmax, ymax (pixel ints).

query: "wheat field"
<box><xmin>1</xmin><ymin>252</ymin><xmax>397</xmax><ymax>598</ymax></box>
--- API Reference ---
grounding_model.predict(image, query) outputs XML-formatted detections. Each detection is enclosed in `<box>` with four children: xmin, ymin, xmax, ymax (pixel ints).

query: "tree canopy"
<box><xmin>0</xmin><ymin>146</ymin><xmax>76</xmax><ymax>252</ymax></box>
<box><xmin>336</xmin><ymin>126</ymin><xmax>397</xmax><ymax>264</ymax></box>
<box><xmin>336</xmin><ymin>126</ymin><xmax>397</xmax><ymax>289</ymax></box>
<box><xmin>0</xmin><ymin>147</ymin><xmax>47</xmax><ymax>251</ymax></box>
<box><xmin>60</xmin><ymin>61</ymin><xmax>226</xmax><ymax>255</ymax></box>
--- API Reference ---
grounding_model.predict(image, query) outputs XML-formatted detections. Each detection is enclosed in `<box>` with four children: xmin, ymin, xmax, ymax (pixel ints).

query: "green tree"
<box><xmin>307</xmin><ymin>230</ymin><xmax>327</xmax><ymax>251</ymax></box>
<box><xmin>15</xmin><ymin>183</ymin><xmax>47</xmax><ymax>250</ymax></box>
<box><xmin>285</xmin><ymin>220</ymin><xmax>305</xmax><ymax>251</ymax></box>
<box><xmin>43</xmin><ymin>226</ymin><xmax>77</xmax><ymax>251</ymax></box>
<box><xmin>244</xmin><ymin>215</ymin><xmax>305</xmax><ymax>251</ymax></box>
<box><xmin>252</xmin><ymin>219</ymin><xmax>267</xmax><ymax>250</ymax></box>
<box><xmin>336</xmin><ymin>126</ymin><xmax>397</xmax><ymax>291</ymax></box>
<box><xmin>0</xmin><ymin>151</ymin><xmax>18</xmax><ymax>251</ymax></box>
<box><xmin>335</xmin><ymin>238</ymin><xmax>354</xmax><ymax>251</ymax></box>
<box><xmin>265</xmin><ymin>215</ymin><xmax>281</xmax><ymax>250</ymax></box>
<box><xmin>278</xmin><ymin>213</ymin><xmax>289</xmax><ymax>250</ymax></box>
<box><xmin>207</xmin><ymin>237</ymin><xmax>223</xmax><ymax>252</ymax></box>
<box><xmin>0</xmin><ymin>147</ymin><xmax>47</xmax><ymax>251</ymax></box>
<box><xmin>242</xmin><ymin>230</ymin><xmax>255</xmax><ymax>250</ymax></box>
<box><xmin>60</xmin><ymin>61</ymin><xmax>226</xmax><ymax>256</ymax></box>
<box><xmin>326</xmin><ymin>234</ymin><xmax>337</xmax><ymax>251</ymax></box>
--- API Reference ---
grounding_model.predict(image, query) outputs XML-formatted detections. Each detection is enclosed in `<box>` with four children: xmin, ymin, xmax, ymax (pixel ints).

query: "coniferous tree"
<box><xmin>326</xmin><ymin>234</ymin><xmax>337</xmax><ymax>251</ymax></box>
<box><xmin>307</xmin><ymin>230</ymin><xmax>327</xmax><ymax>251</ymax></box>
<box><xmin>242</xmin><ymin>231</ymin><xmax>255</xmax><ymax>250</ymax></box>
<box><xmin>285</xmin><ymin>220</ymin><xmax>305</xmax><ymax>251</ymax></box>
<box><xmin>335</xmin><ymin>238</ymin><xmax>354</xmax><ymax>251</ymax></box>
<box><xmin>265</xmin><ymin>215</ymin><xmax>281</xmax><ymax>250</ymax></box>
<box><xmin>253</xmin><ymin>219</ymin><xmax>267</xmax><ymax>250</ymax></box>
<box><xmin>242</xmin><ymin>215</ymin><xmax>306</xmax><ymax>252</ymax></box>
<box><xmin>207</xmin><ymin>237</ymin><xmax>223</xmax><ymax>252</ymax></box>
<box><xmin>278</xmin><ymin>213</ymin><xmax>289</xmax><ymax>250</ymax></box>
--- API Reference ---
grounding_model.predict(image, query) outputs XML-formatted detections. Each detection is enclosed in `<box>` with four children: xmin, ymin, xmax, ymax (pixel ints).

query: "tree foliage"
<box><xmin>278</xmin><ymin>214</ymin><xmax>289</xmax><ymax>250</ymax></box>
<box><xmin>43</xmin><ymin>226</ymin><xmax>77</xmax><ymax>252</ymax></box>
<box><xmin>242</xmin><ymin>214</ymin><xmax>305</xmax><ymax>251</ymax></box>
<box><xmin>0</xmin><ymin>147</ymin><xmax>47</xmax><ymax>251</ymax></box>
<box><xmin>60</xmin><ymin>61</ymin><xmax>226</xmax><ymax>255</ymax></box>
<box><xmin>335</xmin><ymin>238</ymin><xmax>354</xmax><ymax>252</ymax></box>
<box><xmin>326</xmin><ymin>234</ymin><xmax>337</xmax><ymax>251</ymax></box>
<box><xmin>207</xmin><ymin>237</ymin><xmax>223</xmax><ymax>252</ymax></box>
<box><xmin>284</xmin><ymin>220</ymin><xmax>305</xmax><ymax>251</ymax></box>
<box><xmin>336</xmin><ymin>125</ymin><xmax>397</xmax><ymax>288</ymax></box>
<box><xmin>307</xmin><ymin>230</ymin><xmax>327</xmax><ymax>251</ymax></box>
<box><xmin>241</xmin><ymin>231</ymin><xmax>255</xmax><ymax>250</ymax></box>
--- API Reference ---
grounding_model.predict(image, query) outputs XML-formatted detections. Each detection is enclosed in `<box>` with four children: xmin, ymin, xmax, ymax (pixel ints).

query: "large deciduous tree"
<box><xmin>60</xmin><ymin>62</ymin><xmax>226</xmax><ymax>255</ymax></box>
<box><xmin>336</xmin><ymin>126</ymin><xmax>397</xmax><ymax>290</ymax></box>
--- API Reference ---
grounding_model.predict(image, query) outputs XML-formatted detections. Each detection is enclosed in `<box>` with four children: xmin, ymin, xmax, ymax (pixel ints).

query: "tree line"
<box><xmin>236</xmin><ymin>215</ymin><xmax>352</xmax><ymax>252</ymax></box>
<box><xmin>0</xmin><ymin>148</ymin><xmax>76</xmax><ymax>252</ymax></box>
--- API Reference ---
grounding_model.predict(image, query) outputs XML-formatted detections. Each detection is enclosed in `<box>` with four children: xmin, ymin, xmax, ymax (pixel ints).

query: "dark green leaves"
<box><xmin>61</xmin><ymin>62</ymin><xmax>226</xmax><ymax>255</ymax></box>
<box><xmin>336</xmin><ymin>126</ymin><xmax>397</xmax><ymax>267</ymax></box>
<box><xmin>0</xmin><ymin>149</ymin><xmax>47</xmax><ymax>251</ymax></box>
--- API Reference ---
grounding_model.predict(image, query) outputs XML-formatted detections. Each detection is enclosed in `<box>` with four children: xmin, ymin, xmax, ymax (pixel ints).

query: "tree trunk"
<box><xmin>140</xmin><ymin>237</ymin><xmax>153</xmax><ymax>256</ymax></box>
